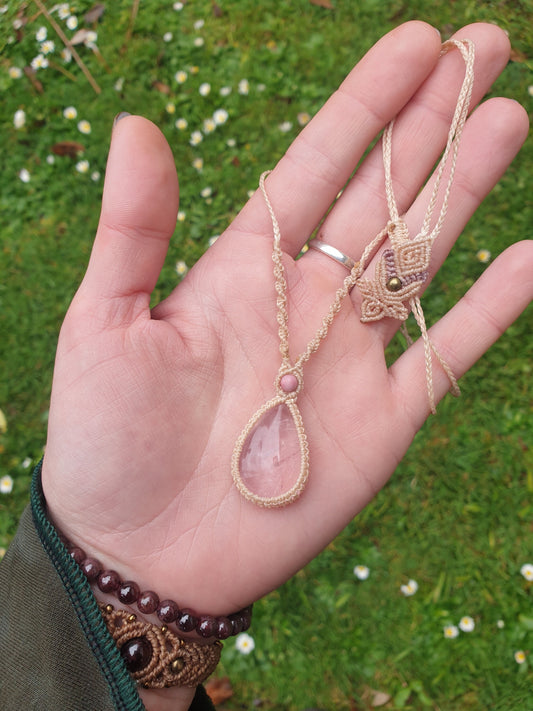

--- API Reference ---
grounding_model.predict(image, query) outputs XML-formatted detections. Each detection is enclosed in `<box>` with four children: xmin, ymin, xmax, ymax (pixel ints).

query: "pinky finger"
<box><xmin>389</xmin><ymin>239</ymin><xmax>533</xmax><ymax>429</ymax></box>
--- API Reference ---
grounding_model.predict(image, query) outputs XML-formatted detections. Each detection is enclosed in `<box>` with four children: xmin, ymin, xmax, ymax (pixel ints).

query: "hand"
<box><xmin>43</xmin><ymin>18</ymin><xmax>530</xmax><ymax>639</ymax></box>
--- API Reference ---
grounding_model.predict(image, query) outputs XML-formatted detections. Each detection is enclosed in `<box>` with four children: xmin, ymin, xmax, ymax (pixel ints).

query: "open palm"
<box><xmin>43</xmin><ymin>22</ymin><xmax>531</xmax><ymax>625</ymax></box>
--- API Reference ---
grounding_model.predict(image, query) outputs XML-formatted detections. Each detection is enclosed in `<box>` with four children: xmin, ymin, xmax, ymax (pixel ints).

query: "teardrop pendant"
<box><xmin>231</xmin><ymin>395</ymin><xmax>309</xmax><ymax>508</ymax></box>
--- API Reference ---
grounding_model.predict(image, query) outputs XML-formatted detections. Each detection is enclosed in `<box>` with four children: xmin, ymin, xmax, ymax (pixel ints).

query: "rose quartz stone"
<box><xmin>239</xmin><ymin>403</ymin><xmax>301</xmax><ymax>498</ymax></box>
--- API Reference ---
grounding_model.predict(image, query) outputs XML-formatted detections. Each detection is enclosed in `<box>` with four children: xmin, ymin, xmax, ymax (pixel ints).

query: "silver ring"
<box><xmin>308</xmin><ymin>239</ymin><xmax>357</xmax><ymax>271</ymax></box>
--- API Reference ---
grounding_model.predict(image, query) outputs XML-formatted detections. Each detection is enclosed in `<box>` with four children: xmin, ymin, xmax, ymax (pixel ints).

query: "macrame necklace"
<box><xmin>232</xmin><ymin>38</ymin><xmax>474</xmax><ymax>508</ymax></box>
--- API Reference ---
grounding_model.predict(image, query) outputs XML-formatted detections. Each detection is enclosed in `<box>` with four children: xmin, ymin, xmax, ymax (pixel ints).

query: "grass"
<box><xmin>1</xmin><ymin>1</ymin><xmax>532</xmax><ymax>709</ymax></box>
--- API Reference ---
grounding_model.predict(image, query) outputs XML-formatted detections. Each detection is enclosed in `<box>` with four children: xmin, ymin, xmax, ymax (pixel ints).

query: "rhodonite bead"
<box><xmin>137</xmin><ymin>590</ymin><xmax>159</xmax><ymax>615</ymax></box>
<box><xmin>157</xmin><ymin>599</ymin><xmax>179</xmax><ymax>623</ymax></box>
<box><xmin>215</xmin><ymin>617</ymin><xmax>233</xmax><ymax>640</ymax></box>
<box><xmin>176</xmin><ymin>609</ymin><xmax>198</xmax><ymax>633</ymax></box>
<box><xmin>97</xmin><ymin>570</ymin><xmax>121</xmax><ymax>593</ymax></box>
<box><xmin>197</xmin><ymin>615</ymin><xmax>216</xmax><ymax>638</ymax></box>
<box><xmin>118</xmin><ymin>581</ymin><xmax>140</xmax><ymax>605</ymax></box>
<box><xmin>81</xmin><ymin>557</ymin><xmax>102</xmax><ymax>582</ymax></box>
<box><xmin>120</xmin><ymin>636</ymin><xmax>153</xmax><ymax>673</ymax></box>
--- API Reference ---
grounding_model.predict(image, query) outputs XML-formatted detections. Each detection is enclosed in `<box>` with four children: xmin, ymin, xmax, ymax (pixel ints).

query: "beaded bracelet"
<box><xmin>66</xmin><ymin>540</ymin><xmax>252</xmax><ymax>641</ymax></box>
<box><xmin>100</xmin><ymin>604</ymin><xmax>222</xmax><ymax>688</ymax></box>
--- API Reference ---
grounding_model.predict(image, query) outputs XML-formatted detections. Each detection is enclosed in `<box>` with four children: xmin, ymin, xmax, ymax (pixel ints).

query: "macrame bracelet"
<box><xmin>65</xmin><ymin>540</ymin><xmax>252</xmax><ymax>640</ymax></box>
<box><xmin>100</xmin><ymin>604</ymin><xmax>222</xmax><ymax>688</ymax></box>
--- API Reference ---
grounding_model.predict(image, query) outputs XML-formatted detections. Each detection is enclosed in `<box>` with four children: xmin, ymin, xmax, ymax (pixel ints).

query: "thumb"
<box><xmin>79</xmin><ymin>114</ymin><xmax>179</xmax><ymax>311</ymax></box>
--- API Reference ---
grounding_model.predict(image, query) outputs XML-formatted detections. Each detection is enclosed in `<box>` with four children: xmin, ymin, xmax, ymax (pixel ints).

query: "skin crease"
<box><xmin>39</xmin><ymin>22</ymin><xmax>531</xmax><ymax>711</ymax></box>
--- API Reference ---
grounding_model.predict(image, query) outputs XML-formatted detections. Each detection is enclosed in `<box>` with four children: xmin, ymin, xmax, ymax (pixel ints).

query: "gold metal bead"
<box><xmin>127</xmin><ymin>614</ymin><xmax>137</xmax><ymax>623</ymax></box>
<box><xmin>161</xmin><ymin>625</ymin><xmax>168</xmax><ymax>634</ymax></box>
<box><xmin>171</xmin><ymin>659</ymin><xmax>185</xmax><ymax>672</ymax></box>
<box><xmin>105</xmin><ymin>604</ymin><xmax>114</xmax><ymax>614</ymax></box>
<box><xmin>386</xmin><ymin>276</ymin><xmax>402</xmax><ymax>292</ymax></box>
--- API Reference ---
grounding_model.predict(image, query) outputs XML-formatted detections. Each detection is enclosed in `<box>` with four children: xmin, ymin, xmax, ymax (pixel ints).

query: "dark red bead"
<box><xmin>215</xmin><ymin>617</ymin><xmax>232</xmax><ymax>640</ymax></box>
<box><xmin>239</xmin><ymin>606</ymin><xmax>253</xmax><ymax>632</ymax></box>
<box><xmin>197</xmin><ymin>615</ymin><xmax>216</xmax><ymax>638</ymax></box>
<box><xmin>97</xmin><ymin>570</ymin><xmax>121</xmax><ymax>593</ymax></box>
<box><xmin>176</xmin><ymin>609</ymin><xmax>198</xmax><ymax>633</ymax></box>
<box><xmin>118</xmin><ymin>581</ymin><xmax>140</xmax><ymax>605</ymax></box>
<box><xmin>157</xmin><ymin>599</ymin><xmax>179</xmax><ymax>623</ymax></box>
<box><xmin>229</xmin><ymin>613</ymin><xmax>244</xmax><ymax>635</ymax></box>
<box><xmin>137</xmin><ymin>591</ymin><xmax>159</xmax><ymax>615</ymax></box>
<box><xmin>69</xmin><ymin>547</ymin><xmax>86</xmax><ymax>565</ymax></box>
<box><xmin>120</xmin><ymin>636</ymin><xmax>153</xmax><ymax>673</ymax></box>
<box><xmin>81</xmin><ymin>557</ymin><xmax>102</xmax><ymax>582</ymax></box>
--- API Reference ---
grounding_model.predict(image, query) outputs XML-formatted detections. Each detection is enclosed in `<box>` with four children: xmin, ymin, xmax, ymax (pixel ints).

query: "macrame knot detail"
<box><xmin>100</xmin><ymin>605</ymin><xmax>222</xmax><ymax>688</ymax></box>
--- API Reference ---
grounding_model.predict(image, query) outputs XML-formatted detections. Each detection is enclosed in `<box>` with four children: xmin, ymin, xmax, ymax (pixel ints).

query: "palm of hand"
<box><xmin>43</xmin><ymin>22</ymin><xmax>531</xmax><ymax>617</ymax></box>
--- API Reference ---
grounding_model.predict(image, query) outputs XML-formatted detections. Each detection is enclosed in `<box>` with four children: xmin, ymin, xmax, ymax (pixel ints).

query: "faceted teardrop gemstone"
<box><xmin>232</xmin><ymin>396</ymin><xmax>309</xmax><ymax>507</ymax></box>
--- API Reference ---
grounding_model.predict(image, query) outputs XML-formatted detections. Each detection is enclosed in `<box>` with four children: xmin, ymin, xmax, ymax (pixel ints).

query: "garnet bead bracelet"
<box><xmin>66</xmin><ymin>541</ymin><xmax>252</xmax><ymax>641</ymax></box>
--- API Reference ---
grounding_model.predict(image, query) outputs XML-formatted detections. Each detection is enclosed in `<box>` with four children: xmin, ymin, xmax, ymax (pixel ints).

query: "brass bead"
<box><xmin>161</xmin><ymin>625</ymin><xmax>168</xmax><ymax>634</ymax></box>
<box><xmin>127</xmin><ymin>614</ymin><xmax>137</xmax><ymax>623</ymax></box>
<box><xmin>105</xmin><ymin>604</ymin><xmax>114</xmax><ymax>614</ymax></box>
<box><xmin>171</xmin><ymin>659</ymin><xmax>185</xmax><ymax>673</ymax></box>
<box><xmin>386</xmin><ymin>276</ymin><xmax>402</xmax><ymax>292</ymax></box>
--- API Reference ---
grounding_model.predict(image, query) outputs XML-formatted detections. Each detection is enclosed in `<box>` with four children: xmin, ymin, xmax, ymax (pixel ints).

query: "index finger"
<box><xmin>230</xmin><ymin>21</ymin><xmax>442</xmax><ymax>252</ymax></box>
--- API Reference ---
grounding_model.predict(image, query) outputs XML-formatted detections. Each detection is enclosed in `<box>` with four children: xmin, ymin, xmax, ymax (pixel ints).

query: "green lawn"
<box><xmin>1</xmin><ymin>1</ymin><xmax>532</xmax><ymax>709</ymax></box>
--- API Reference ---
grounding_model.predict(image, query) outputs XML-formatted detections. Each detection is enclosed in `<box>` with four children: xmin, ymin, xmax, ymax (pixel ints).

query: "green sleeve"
<box><xmin>0</xmin><ymin>462</ymin><xmax>215</xmax><ymax>711</ymax></box>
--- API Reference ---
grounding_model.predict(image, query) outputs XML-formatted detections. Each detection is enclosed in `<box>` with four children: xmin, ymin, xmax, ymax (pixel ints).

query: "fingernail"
<box><xmin>113</xmin><ymin>111</ymin><xmax>131</xmax><ymax>127</ymax></box>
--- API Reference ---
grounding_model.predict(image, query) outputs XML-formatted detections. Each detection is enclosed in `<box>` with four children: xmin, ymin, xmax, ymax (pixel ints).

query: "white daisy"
<box><xmin>0</xmin><ymin>475</ymin><xmax>14</xmax><ymax>494</ymax></box>
<box><xmin>235</xmin><ymin>632</ymin><xmax>255</xmax><ymax>655</ymax></box>
<box><xmin>13</xmin><ymin>109</ymin><xmax>26</xmax><ymax>129</ymax></box>
<box><xmin>443</xmin><ymin>625</ymin><xmax>459</xmax><ymax>639</ymax></box>
<box><xmin>63</xmin><ymin>106</ymin><xmax>77</xmax><ymax>119</ymax></box>
<box><xmin>458</xmin><ymin>616</ymin><xmax>475</xmax><ymax>632</ymax></box>
<box><xmin>400</xmin><ymin>579</ymin><xmax>418</xmax><ymax>597</ymax></box>
<box><xmin>520</xmin><ymin>563</ymin><xmax>533</xmax><ymax>581</ymax></box>
<box><xmin>353</xmin><ymin>565</ymin><xmax>370</xmax><ymax>581</ymax></box>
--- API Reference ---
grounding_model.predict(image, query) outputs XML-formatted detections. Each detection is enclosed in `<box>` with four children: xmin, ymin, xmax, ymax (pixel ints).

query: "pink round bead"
<box><xmin>280</xmin><ymin>373</ymin><xmax>299</xmax><ymax>393</ymax></box>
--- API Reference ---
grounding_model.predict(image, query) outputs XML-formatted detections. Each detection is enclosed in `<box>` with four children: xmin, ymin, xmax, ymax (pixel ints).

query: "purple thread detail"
<box><xmin>383</xmin><ymin>249</ymin><xmax>397</xmax><ymax>279</ymax></box>
<box><xmin>402</xmin><ymin>271</ymin><xmax>428</xmax><ymax>286</ymax></box>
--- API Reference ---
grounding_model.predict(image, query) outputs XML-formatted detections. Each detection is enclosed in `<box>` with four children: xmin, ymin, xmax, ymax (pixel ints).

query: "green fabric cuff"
<box><xmin>30</xmin><ymin>459</ymin><xmax>145</xmax><ymax>711</ymax></box>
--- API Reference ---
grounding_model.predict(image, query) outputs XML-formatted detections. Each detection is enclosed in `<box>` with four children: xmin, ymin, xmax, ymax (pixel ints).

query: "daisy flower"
<box><xmin>114</xmin><ymin>77</ymin><xmax>124</xmax><ymax>91</ymax></box>
<box><xmin>0</xmin><ymin>475</ymin><xmax>14</xmax><ymax>494</ymax></box>
<box><xmin>353</xmin><ymin>565</ymin><xmax>370</xmax><ymax>581</ymax></box>
<box><xmin>77</xmin><ymin>119</ymin><xmax>91</xmax><ymax>134</ymax></box>
<box><xmin>13</xmin><ymin>109</ymin><xmax>26</xmax><ymax>129</ymax></box>
<box><xmin>443</xmin><ymin>625</ymin><xmax>459</xmax><ymax>639</ymax></box>
<box><xmin>520</xmin><ymin>563</ymin><xmax>533</xmax><ymax>581</ymax></box>
<box><xmin>91</xmin><ymin>171</ymin><xmax>101</xmax><ymax>182</ymax></box>
<box><xmin>22</xmin><ymin>457</ymin><xmax>33</xmax><ymax>468</ymax></box>
<box><xmin>528</xmin><ymin>86</ymin><xmax>533</xmax><ymax>97</ymax></box>
<box><xmin>226</xmin><ymin>138</ymin><xmax>236</xmax><ymax>148</ymax></box>
<box><xmin>61</xmin><ymin>48</ymin><xmax>72</xmax><ymax>63</ymax></box>
<box><xmin>213</xmin><ymin>108</ymin><xmax>228</xmax><ymax>125</ymax></box>
<box><xmin>173</xmin><ymin>2</ymin><xmax>184</xmax><ymax>9</ymax></box>
<box><xmin>193</xmin><ymin>37</ymin><xmax>205</xmax><ymax>47</ymax></box>
<box><xmin>57</xmin><ymin>5</ymin><xmax>70</xmax><ymax>20</ymax></box>
<box><xmin>63</xmin><ymin>106</ymin><xmax>77</xmax><ymax>119</ymax></box>
<box><xmin>163</xmin><ymin>32</ymin><xmax>173</xmax><ymax>42</ymax></box>
<box><xmin>278</xmin><ymin>121</ymin><xmax>292</xmax><ymax>133</ymax></box>
<box><xmin>189</xmin><ymin>131</ymin><xmax>203</xmax><ymax>146</ymax></box>
<box><xmin>203</xmin><ymin>117</ymin><xmax>216</xmax><ymax>134</ymax></box>
<box><xmin>194</xmin><ymin>19</ymin><xmax>205</xmax><ymax>30</ymax></box>
<box><xmin>199</xmin><ymin>82</ymin><xmax>211</xmax><ymax>96</ymax></box>
<box><xmin>400</xmin><ymin>579</ymin><xmax>418</xmax><ymax>597</ymax></box>
<box><xmin>31</xmin><ymin>54</ymin><xmax>49</xmax><ymax>70</ymax></box>
<box><xmin>459</xmin><ymin>616</ymin><xmax>475</xmax><ymax>632</ymax></box>
<box><xmin>19</xmin><ymin>168</ymin><xmax>31</xmax><ymax>183</ymax></box>
<box><xmin>238</xmin><ymin>78</ymin><xmax>249</xmax><ymax>95</ymax></box>
<box><xmin>514</xmin><ymin>650</ymin><xmax>526</xmax><ymax>664</ymax></box>
<box><xmin>235</xmin><ymin>632</ymin><xmax>255</xmax><ymax>655</ymax></box>
<box><xmin>175</xmin><ymin>70</ymin><xmax>188</xmax><ymax>84</ymax></box>
<box><xmin>36</xmin><ymin>26</ymin><xmax>47</xmax><ymax>42</ymax></box>
<box><xmin>496</xmin><ymin>620</ymin><xmax>505</xmax><ymax>629</ymax></box>
<box><xmin>192</xmin><ymin>158</ymin><xmax>203</xmax><ymax>172</ymax></box>
<box><xmin>66</xmin><ymin>15</ymin><xmax>78</xmax><ymax>30</ymax></box>
<box><xmin>175</xmin><ymin>118</ymin><xmax>188</xmax><ymax>130</ymax></box>
<box><xmin>76</xmin><ymin>160</ymin><xmax>89</xmax><ymax>174</ymax></box>
<box><xmin>177</xmin><ymin>210</ymin><xmax>186</xmax><ymax>222</ymax></box>
<box><xmin>219</xmin><ymin>86</ymin><xmax>232</xmax><ymax>97</ymax></box>
<box><xmin>208</xmin><ymin>235</ymin><xmax>219</xmax><ymax>247</ymax></box>
<box><xmin>476</xmin><ymin>248</ymin><xmax>491</xmax><ymax>263</ymax></box>
<box><xmin>166</xmin><ymin>103</ymin><xmax>176</xmax><ymax>114</ymax></box>
<box><xmin>175</xmin><ymin>260</ymin><xmax>188</xmax><ymax>277</ymax></box>
<box><xmin>200</xmin><ymin>186</ymin><xmax>212</xmax><ymax>199</ymax></box>
<box><xmin>41</xmin><ymin>40</ymin><xmax>55</xmax><ymax>54</ymax></box>
<box><xmin>297</xmin><ymin>112</ymin><xmax>311</xmax><ymax>126</ymax></box>
<box><xmin>9</xmin><ymin>66</ymin><xmax>23</xmax><ymax>79</ymax></box>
